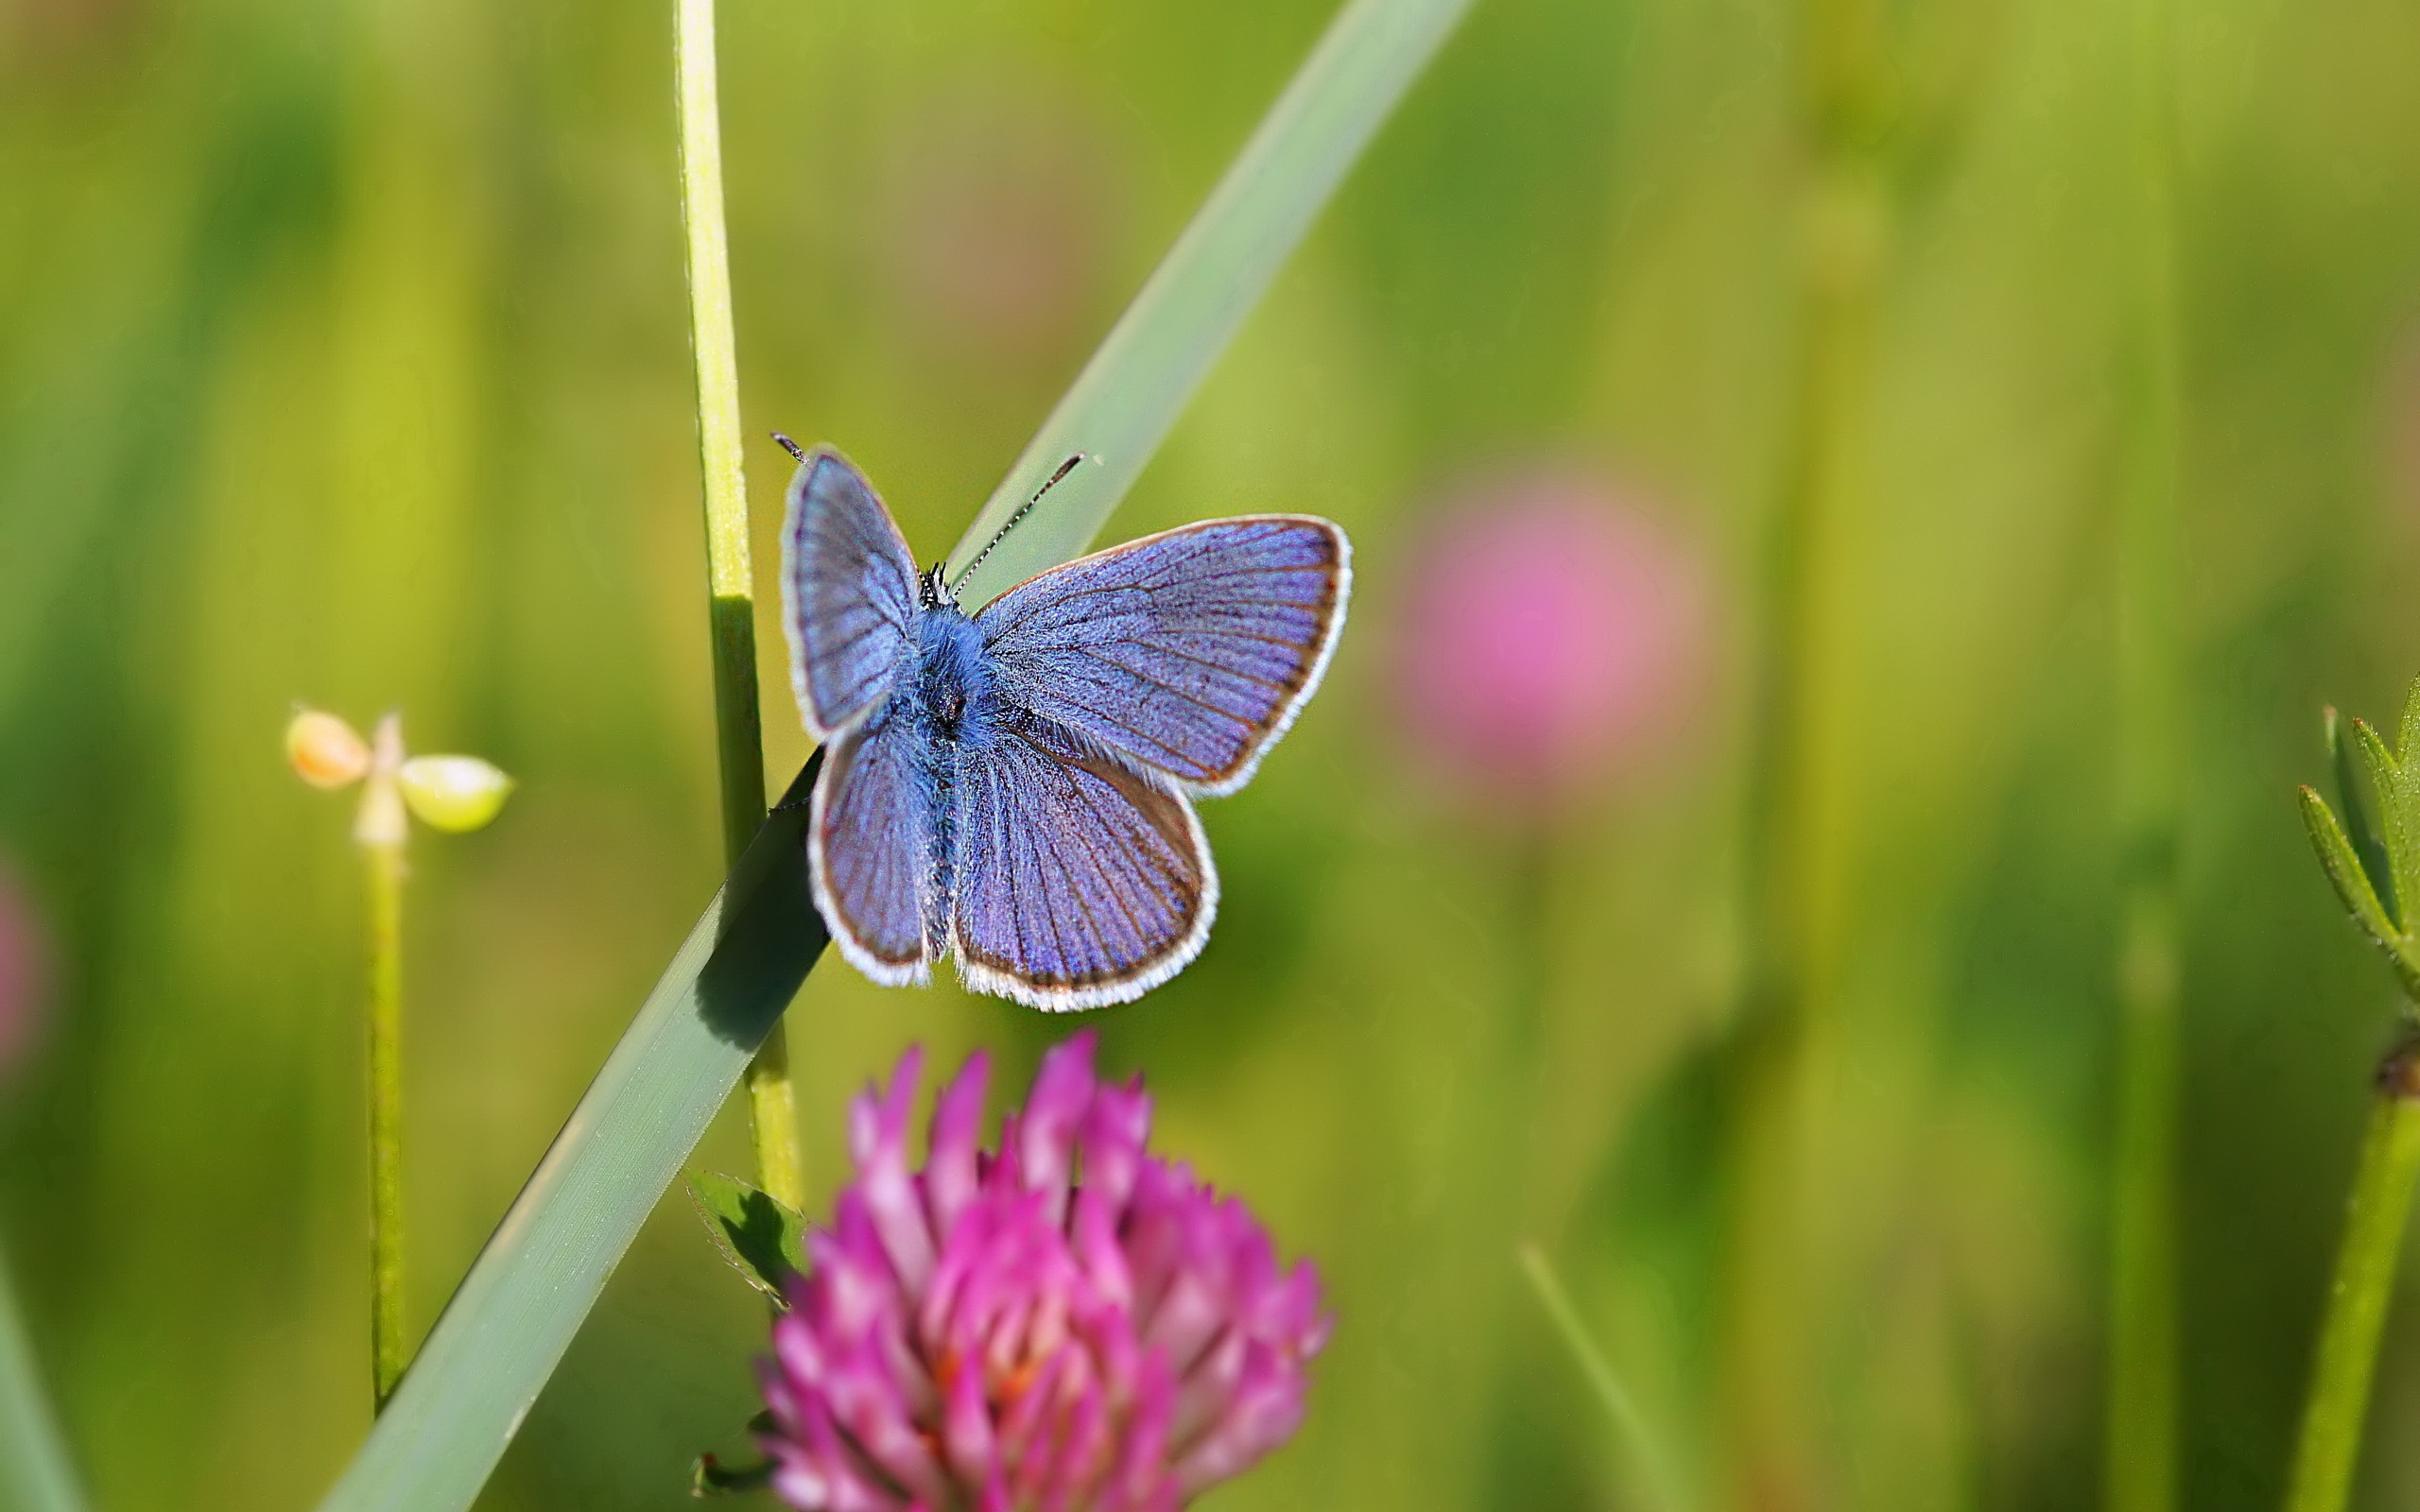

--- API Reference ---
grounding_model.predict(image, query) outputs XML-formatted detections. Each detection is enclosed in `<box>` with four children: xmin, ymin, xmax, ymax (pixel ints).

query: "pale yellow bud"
<box><xmin>398</xmin><ymin>755</ymin><xmax>515</xmax><ymax>833</ymax></box>
<box><xmin>286</xmin><ymin>709</ymin><xmax>371</xmax><ymax>789</ymax></box>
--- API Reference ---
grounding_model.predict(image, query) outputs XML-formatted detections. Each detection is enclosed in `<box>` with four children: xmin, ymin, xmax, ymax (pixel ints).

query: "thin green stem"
<box><xmin>1520</xmin><ymin>1243</ymin><xmax>1683</xmax><ymax>1512</ymax></box>
<box><xmin>675</xmin><ymin>0</ymin><xmax>799</xmax><ymax>1210</ymax></box>
<box><xmin>2106</xmin><ymin>894</ymin><xmax>2180</xmax><ymax>1512</ymax></box>
<box><xmin>365</xmin><ymin>837</ymin><xmax>406</xmax><ymax>1409</ymax></box>
<box><xmin>2281</xmin><ymin>1047</ymin><xmax>2420</xmax><ymax>1512</ymax></box>
<box><xmin>357</xmin><ymin>714</ymin><xmax>410</xmax><ymax>1411</ymax></box>
<box><xmin>0</xmin><ymin>1241</ymin><xmax>87</xmax><ymax>1512</ymax></box>
<box><xmin>2106</xmin><ymin>0</ymin><xmax>2183</xmax><ymax>1500</ymax></box>
<box><xmin>743</xmin><ymin>1023</ymin><xmax>802</xmax><ymax>1209</ymax></box>
<box><xmin>1718</xmin><ymin>0</ymin><xmax>1885</xmax><ymax>1502</ymax></box>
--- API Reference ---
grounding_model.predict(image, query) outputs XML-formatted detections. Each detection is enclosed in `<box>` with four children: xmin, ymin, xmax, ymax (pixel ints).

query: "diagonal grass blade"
<box><xmin>0</xmin><ymin>1241</ymin><xmax>88</xmax><ymax>1512</ymax></box>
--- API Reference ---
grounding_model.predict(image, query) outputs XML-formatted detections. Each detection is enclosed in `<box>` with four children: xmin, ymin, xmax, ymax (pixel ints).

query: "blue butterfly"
<box><xmin>777</xmin><ymin>442</ymin><xmax>1352</xmax><ymax>1011</ymax></box>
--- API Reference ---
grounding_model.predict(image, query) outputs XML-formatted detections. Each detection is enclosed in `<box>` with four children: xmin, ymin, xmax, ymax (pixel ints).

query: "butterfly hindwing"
<box><xmin>782</xmin><ymin>448</ymin><xmax>920</xmax><ymax>738</ymax></box>
<box><xmin>945</xmin><ymin>713</ymin><xmax>1216</xmax><ymax>1012</ymax></box>
<box><xmin>809</xmin><ymin>703</ymin><xmax>938</xmax><ymax>987</ymax></box>
<box><xmin>975</xmin><ymin>516</ymin><xmax>1351</xmax><ymax>796</ymax></box>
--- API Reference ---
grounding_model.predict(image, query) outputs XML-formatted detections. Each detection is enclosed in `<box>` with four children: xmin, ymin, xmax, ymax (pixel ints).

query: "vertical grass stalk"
<box><xmin>1719</xmin><ymin>0</ymin><xmax>1886</xmax><ymax>1503</ymax></box>
<box><xmin>0</xmin><ymin>1242</ymin><xmax>87</xmax><ymax>1512</ymax></box>
<box><xmin>675</xmin><ymin>0</ymin><xmax>799</xmax><ymax>1209</ymax></box>
<box><xmin>2281</xmin><ymin>1044</ymin><xmax>2420</xmax><ymax>1512</ymax></box>
<box><xmin>356</xmin><ymin>714</ymin><xmax>410</xmax><ymax>1410</ymax></box>
<box><xmin>2106</xmin><ymin>0</ymin><xmax>2184</xmax><ymax>1500</ymax></box>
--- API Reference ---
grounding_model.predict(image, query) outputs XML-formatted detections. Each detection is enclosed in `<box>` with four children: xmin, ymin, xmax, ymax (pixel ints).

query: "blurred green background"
<box><xmin>8</xmin><ymin>0</ymin><xmax>2420</xmax><ymax>1507</ymax></box>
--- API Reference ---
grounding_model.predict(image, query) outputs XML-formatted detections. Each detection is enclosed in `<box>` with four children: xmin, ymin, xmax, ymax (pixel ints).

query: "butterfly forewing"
<box><xmin>946</xmin><ymin>715</ymin><xmax>1215</xmax><ymax>1011</ymax></box>
<box><xmin>782</xmin><ymin>449</ymin><xmax>920</xmax><ymax>738</ymax></box>
<box><xmin>975</xmin><ymin>517</ymin><xmax>1350</xmax><ymax>796</ymax></box>
<box><xmin>810</xmin><ymin>706</ymin><xmax>938</xmax><ymax>986</ymax></box>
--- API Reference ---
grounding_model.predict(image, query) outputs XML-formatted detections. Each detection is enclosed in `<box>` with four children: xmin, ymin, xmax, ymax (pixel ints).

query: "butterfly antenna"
<box><xmin>772</xmin><ymin>432</ymin><xmax>809</xmax><ymax>465</ymax></box>
<box><xmin>950</xmin><ymin>454</ymin><xmax>1090</xmax><ymax>593</ymax></box>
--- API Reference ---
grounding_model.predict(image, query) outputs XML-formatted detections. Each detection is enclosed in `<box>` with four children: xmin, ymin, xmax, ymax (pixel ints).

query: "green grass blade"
<box><xmin>0</xmin><ymin>1242</ymin><xmax>88</xmax><ymax>1512</ymax></box>
<box><xmin>315</xmin><ymin>3</ymin><xmax>1468</xmax><ymax>1507</ymax></box>
<box><xmin>1518</xmin><ymin>1243</ymin><xmax>1684</xmax><ymax>1512</ymax></box>
<box><xmin>943</xmin><ymin>0</ymin><xmax>1476</xmax><ymax>607</ymax></box>
<box><xmin>315</xmin><ymin>762</ymin><xmax>826</xmax><ymax>1512</ymax></box>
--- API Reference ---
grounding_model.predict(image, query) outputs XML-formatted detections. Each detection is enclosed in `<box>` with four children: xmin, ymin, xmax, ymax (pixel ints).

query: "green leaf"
<box><xmin>314</xmin><ymin>4</ymin><xmax>1472</xmax><ymax>1508</ymax></box>
<box><xmin>2329</xmin><ymin>709</ymin><xmax>2400</xmax><ymax>930</ymax></box>
<box><xmin>2387</xmin><ymin>682</ymin><xmax>2420</xmax><ymax>938</ymax></box>
<box><xmin>2300</xmin><ymin>784</ymin><xmax>2419</xmax><ymax>994</ymax></box>
<box><xmin>691</xmin><ymin>1432</ymin><xmax>777</xmax><ymax>1499</ymax></box>
<box><xmin>690</xmin><ymin>1410</ymin><xmax>779</xmax><ymax>1496</ymax></box>
<box><xmin>687</xmin><ymin>1172</ymin><xmax>809</xmax><ymax>1302</ymax></box>
<box><xmin>2395</xmin><ymin>677</ymin><xmax>2420</xmax><ymax>789</ymax></box>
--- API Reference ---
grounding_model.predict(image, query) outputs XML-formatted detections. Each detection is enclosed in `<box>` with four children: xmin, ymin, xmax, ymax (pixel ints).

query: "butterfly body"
<box><xmin>885</xmin><ymin>593</ymin><xmax>1009</xmax><ymax>955</ymax></box>
<box><xmin>782</xmin><ymin>445</ymin><xmax>1350</xmax><ymax>1010</ymax></box>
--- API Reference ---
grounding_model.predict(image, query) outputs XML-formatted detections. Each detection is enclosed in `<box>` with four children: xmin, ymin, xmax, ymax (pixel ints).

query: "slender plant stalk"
<box><xmin>2106</xmin><ymin>0</ymin><xmax>2185</xmax><ymax>1499</ymax></box>
<box><xmin>356</xmin><ymin>714</ymin><xmax>411</xmax><ymax>1411</ymax></box>
<box><xmin>1520</xmin><ymin>1243</ymin><xmax>1682</xmax><ymax>1512</ymax></box>
<box><xmin>1719</xmin><ymin>0</ymin><xmax>1885</xmax><ymax>1502</ymax></box>
<box><xmin>674</xmin><ymin>0</ymin><xmax>800</xmax><ymax>1210</ymax></box>
<box><xmin>2106</xmin><ymin>911</ymin><xmax>2180</xmax><ymax>1511</ymax></box>
<box><xmin>2281</xmin><ymin>1045</ymin><xmax>2420</xmax><ymax>1512</ymax></box>
<box><xmin>315</xmin><ymin>6</ymin><xmax>1469</xmax><ymax>1507</ymax></box>
<box><xmin>0</xmin><ymin>1241</ymin><xmax>88</xmax><ymax>1512</ymax></box>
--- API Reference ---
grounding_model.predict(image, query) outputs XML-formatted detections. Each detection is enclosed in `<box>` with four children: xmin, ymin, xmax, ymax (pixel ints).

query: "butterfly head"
<box><xmin>919</xmin><ymin>561</ymin><xmax>957</xmax><ymax>610</ymax></box>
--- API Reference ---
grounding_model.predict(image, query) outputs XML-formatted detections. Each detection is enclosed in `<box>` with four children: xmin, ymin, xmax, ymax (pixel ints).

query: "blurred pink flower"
<box><xmin>1392</xmin><ymin>471</ymin><xmax>1710</xmax><ymax>803</ymax></box>
<box><xmin>0</xmin><ymin>861</ymin><xmax>51</xmax><ymax>1081</ymax></box>
<box><xmin>758</xmin><ymin>1033</ymin><xmax>1329</xmax><ymax>1512</ymax></box>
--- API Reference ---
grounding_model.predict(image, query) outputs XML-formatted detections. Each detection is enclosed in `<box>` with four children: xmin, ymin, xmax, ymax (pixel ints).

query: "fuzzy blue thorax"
<box><xmin>902</xmin><ymin>600</ymin><xmax>995</xmax><ymax>749</ymax></box>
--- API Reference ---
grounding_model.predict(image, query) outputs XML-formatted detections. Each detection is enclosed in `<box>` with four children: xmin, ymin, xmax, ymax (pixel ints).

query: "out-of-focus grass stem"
<box><xmin>675</xmin><ymin>0</ymin><xmax>800</xmax><ymax>1209</ymax></box>
<box><xmin>0</xmin><ymin>1241</ymin><xmax>87</xmax><ymax>1512</ymax></box>
<box><xmin>2106</xmin><ymin>0</ymin><xmax>2184</xmax><ymax>1499</ymax></box>
<box><xmin>2281</xmin><ymin>1044</ymin><xmax>2420</xmax><ymax>1512</ymax></box>
<box><xmin>1521</xmin><ymin>1243</ymin><xmax>1682</xmax><ymax>1512</ymax></box>
<box><xmin>1720</xmin><ymin>0</ymin><xmax>1884</xmax><ymax>1503</ymax></box>
<box><xmin>356</xmin><ymin>714</ymin><xmax>410</xmax><ymax>1410</ymax></box>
